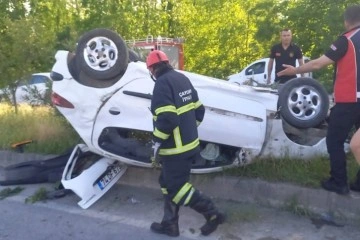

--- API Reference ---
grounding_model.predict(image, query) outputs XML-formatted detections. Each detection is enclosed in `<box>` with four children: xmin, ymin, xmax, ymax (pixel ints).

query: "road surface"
<box><xmin>0</xmin><ymin>183</ymin><xmax>359</xmax><ymax>240</ymax></box>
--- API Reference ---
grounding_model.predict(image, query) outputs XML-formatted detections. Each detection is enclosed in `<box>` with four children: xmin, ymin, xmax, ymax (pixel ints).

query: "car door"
<box><xmin>243</xmin><ymin>60</ymin><xmax>268</xmax><ymax>84</ymax></box>
<box><xmin>183</xmin><ymin>71</ymin><xmax>268</xmax><ymax>152</ymax></box>
<box><xmin>91</xmin><ymin>77</ymin><xmax>154</xmax><ymax>152</ymax></box>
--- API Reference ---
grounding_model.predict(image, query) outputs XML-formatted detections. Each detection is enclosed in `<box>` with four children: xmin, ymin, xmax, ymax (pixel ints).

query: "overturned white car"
<box><xmin>49</xmin><ymin>29</ymin><xmax>330</xmax><ymax>208</ymax></box>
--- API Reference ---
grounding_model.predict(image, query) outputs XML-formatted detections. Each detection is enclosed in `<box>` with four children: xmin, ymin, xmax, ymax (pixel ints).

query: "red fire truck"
<box><xmin>126</xmin><ymin>35</ymin><xmax>185</xmax><ymax>70</ymax></box>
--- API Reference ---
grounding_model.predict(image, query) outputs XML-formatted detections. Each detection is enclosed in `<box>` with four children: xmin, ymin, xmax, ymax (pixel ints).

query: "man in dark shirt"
<box><xmin>267</xmin><ymin>29</ymin><xmax>304</xmax><ymax>84</ymax></box>
<box><xmin>278</xmin><ymin>4</ymin><xmax>360</xmax><ymax>195</ymax></box>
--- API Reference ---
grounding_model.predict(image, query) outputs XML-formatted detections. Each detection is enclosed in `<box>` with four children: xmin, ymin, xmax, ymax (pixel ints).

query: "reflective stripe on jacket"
<box><xmin>151</xmin><ymin>69</ymin><xmax>205</xmax><ymax>159</ymax></box>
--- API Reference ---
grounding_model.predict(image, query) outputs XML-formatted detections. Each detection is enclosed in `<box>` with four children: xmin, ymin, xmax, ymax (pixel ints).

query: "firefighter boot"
<box><xmin>350</xmin><ymin>169</ymin><xmax>360</xmax><ymax>192</ymax></box>
<box><xmin>189</xmin><ymin>192</ymin><xmax>226</xmax><ymax>236</ymax></box>
<box><xmin>150</xmin><ymin>197</ymin><xmax>180</xmax><ymax>237</ymax></box>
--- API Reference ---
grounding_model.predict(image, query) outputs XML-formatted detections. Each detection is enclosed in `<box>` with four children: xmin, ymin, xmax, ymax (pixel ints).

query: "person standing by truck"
<box><xmin>267</xmin><ymin>28</ymin><xmax>304</xmax><ymax>84</ymax></box>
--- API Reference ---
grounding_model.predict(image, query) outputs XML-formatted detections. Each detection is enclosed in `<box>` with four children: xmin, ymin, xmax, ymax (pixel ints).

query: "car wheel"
<box><xmin>278</xmin><ymin>77</ymin><xmax>329</xmax><ymax>129</ymax></box>
<box><xmin>75</xmin><ymin>28</ymin><xmax>129</xmax><ymax>87</ymax></box>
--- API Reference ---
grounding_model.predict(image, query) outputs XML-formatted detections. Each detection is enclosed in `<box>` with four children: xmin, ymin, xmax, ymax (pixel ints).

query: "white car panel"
<box><xmin>261</xmin><ymin>119</ymin><xmax>328</xmax><ymax>159</ymax></box>
<box><xmin>52</xmin><ymin>51</ymin><xmax>330</xmax><ymax>167</ymax></box>
<box><xmin>61</xmin><ymin>144</ymin><xmax>127</xmax><ymax>209</ymax></box>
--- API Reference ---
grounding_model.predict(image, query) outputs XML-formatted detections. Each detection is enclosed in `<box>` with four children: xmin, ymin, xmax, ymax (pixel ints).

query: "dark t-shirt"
<box><xmin>324</xmin><ymin>36</ymin><xmax>348</xmax><ymax>62</ymax></box>
<box><xmin>324</xmin><ymin>35</ymin><xmax>349</xmax><ymax>94</ymax></box>
<box><xmin>270</xmin><ymin>43</ymin><xmax>303</xmax><ymax>83</ymax></box>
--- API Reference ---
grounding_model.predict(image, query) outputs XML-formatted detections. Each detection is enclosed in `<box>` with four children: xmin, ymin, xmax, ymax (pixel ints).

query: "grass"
<box><xmin>0</xmin><ymin>103</ymin><xmax>80</xmax><ymax>154</ymax></box>
<box><xmin>25</xmin><ymin>187</ymin><xmax>48</xmax><ymax>203</ymax></box>
<box><xmin>224</xmin><ymin>155</ymin><xmax>359</xmax><ymax>188</ymax></box>
<box><xmin>0</xmin><ymin>187</ymin><xmax>24</xmax><ymax>200</ymax></box>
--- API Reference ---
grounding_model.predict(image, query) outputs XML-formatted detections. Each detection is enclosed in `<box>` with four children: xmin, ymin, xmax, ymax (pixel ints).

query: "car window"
<box><xmin>245</xmin><ymin>62</ymin><xmax>265</xmax><ymax>75</ymax></box>
<box><xmin>29</xmin><ymin>75</ymin><xmax>49</xmax><ymax>85</ymax></box>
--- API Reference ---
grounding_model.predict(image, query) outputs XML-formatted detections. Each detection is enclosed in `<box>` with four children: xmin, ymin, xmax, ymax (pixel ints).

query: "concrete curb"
<box><xmin>121</xmin><ymin>166</ymin><xmax>360</xmax><ymax>221</ymax></box>
<box><xmin>1</xmin><ymin>150</ymin><xmax>360</xmax><ymax>221</ymax></box>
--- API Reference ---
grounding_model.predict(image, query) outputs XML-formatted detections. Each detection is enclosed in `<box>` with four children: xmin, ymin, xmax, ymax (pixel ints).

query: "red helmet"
<box><xmin>146</xmin><ymin>50</ymin><xmax>169</xmax><ymax>68</ymax></box>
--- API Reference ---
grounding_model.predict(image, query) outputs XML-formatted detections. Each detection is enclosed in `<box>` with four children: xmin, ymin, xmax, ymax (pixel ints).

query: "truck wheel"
<box><xmin>278</xmin><ymin>77</ymin><xmax>329</xmax><ymax>129</ymax></box>
<box><xmin>74</xmin><ymin>28</ymin><xmax>128</xmax><ymax>87</ymax></box>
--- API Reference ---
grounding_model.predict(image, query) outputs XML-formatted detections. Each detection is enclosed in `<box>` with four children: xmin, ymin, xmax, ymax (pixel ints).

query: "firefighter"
<box><xmin>146</xmin><ymin>50</ymin><xmax>226</xmax><ymax>237</ymax></box>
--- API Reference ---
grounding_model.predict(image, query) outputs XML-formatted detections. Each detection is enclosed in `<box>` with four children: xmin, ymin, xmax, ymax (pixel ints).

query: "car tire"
<box><xmin>74</xmin><ymin>28</ymin><xmax>129</xmax><ymax>87</ymax></box>
<box><xmin>278</xmin><ymin>77</ymin><xmax>329</xmax><ymax>129</ymax></box>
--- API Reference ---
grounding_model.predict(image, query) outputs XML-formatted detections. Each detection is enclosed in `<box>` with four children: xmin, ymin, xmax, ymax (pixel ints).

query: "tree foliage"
<box><xmin>0</xmin><ymin>17</ymin><xmax>55</xmax><ymax>85</ymax></box>
<box><xmin>0</xmin><ymin>0</ymin><xmax>358</xmax><ymax>90</ymax></box>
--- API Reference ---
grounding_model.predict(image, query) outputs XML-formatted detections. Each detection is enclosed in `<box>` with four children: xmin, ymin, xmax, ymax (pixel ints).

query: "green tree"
<box><xmin>1</xmin><ymin>0</ymin><xmax>360</xmax><ymax>91</ymax></box>
<box><xmin>172</xmin><ymin>0</ymin><xmax>265</xmax><ymax>78</ymax></box>
<box><xmin>28</xmin><ymin>0</ymin><xmax>78</xmax><ymax>50</ymax></box>
<box><xmin>253</xmin><ymin>0</ymin><xmax>360</xmax><ymax>91</ymax></box>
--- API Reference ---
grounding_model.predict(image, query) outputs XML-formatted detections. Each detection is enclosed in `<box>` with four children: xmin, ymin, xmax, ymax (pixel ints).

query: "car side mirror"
<box><xmin>51</xmin><ymin>71</ymin><xmax>64</xmax><ymax>81</ymax></box>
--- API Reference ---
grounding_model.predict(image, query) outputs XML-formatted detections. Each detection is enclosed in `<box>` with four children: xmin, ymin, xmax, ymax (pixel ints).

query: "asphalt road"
<box><xmin>0</xmin><ymin>183</ymin><xmax>360</xmax><ymax>240</ymax></box>
<box><xmin>0</xmin><ymin>200</ymin><xmax>169</xmax><ymax>240</ymax></box>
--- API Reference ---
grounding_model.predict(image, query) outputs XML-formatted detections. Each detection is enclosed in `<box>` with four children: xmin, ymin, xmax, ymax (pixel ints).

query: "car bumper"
<box><xmin>61</xmin><ymin>144</ymin><xmax>127</xmax><ymax>209</ymax></box>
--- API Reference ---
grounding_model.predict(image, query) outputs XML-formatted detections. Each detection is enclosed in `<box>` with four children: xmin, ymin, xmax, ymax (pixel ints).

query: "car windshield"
<box><xmin>29</xmin><ymin>75</ymin><xmax>50</xmax><ymax>84</ymax></box>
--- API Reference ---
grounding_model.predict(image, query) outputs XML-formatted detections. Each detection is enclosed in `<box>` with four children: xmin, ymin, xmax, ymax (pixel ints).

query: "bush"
<box><xmin>0</xmin><ymin>103</ymin><xmax>80</xmax><ymax>154</ymax></box>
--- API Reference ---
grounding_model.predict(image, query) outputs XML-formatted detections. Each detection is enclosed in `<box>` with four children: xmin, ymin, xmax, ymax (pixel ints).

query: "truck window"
<box><xmin>158</xmin><ymin>46</ymin><xmax>180</xmax><ymax>70</ymax></box>
<box><xmin>126</xmin><ymin>36</ymin><xmax>184</xmax><ymax>70</ymax></box>
<box><xmin>245</xmin><ymin>62</ymin><xmax>265</xmax><ymax>75</ymax></box>
<box><xmin>131</xmin><ymin>47</ymin><xmax>152</xmax><ymax>62</ymax></box>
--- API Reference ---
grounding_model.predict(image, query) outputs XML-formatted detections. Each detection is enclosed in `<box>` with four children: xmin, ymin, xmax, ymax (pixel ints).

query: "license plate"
<box><xmin>97</xmin><ymin>165</ymin><xmax>122</xmax><ymax>190</ymax></box>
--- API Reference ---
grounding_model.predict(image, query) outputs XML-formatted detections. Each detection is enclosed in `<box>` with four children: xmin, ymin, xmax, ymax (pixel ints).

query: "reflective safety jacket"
<box><xmin>151</xmin><ymin>68</ymin><xmax>205</xmax><ymax>160</ymax></box>
<box><xmin>334</xmin><ymin>26</ymin><xmax>360</xmax><ymax>102</ymax></box>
